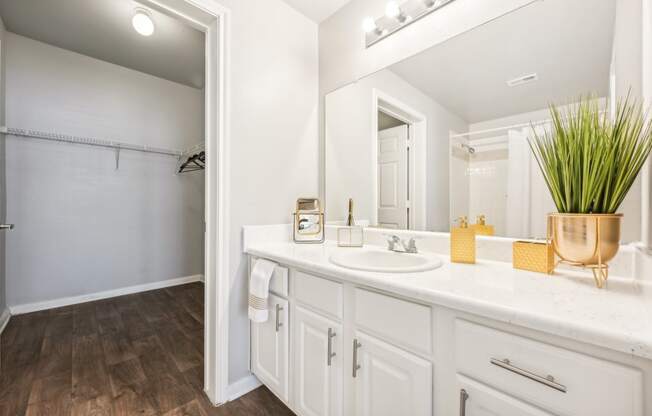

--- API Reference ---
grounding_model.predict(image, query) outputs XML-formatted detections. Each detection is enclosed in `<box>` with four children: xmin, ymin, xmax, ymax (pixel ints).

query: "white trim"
<box><xmin>8</xmin><ymin>275</ymin><xmax>204</xmax><ymax>315</ymax></box>
<box><xmin>0</xmin><ymin>308</ymin><xmax>10</xmax><ymax>335</ymax></box>
<box><xmin>226</xmin><ymin>374</ymin><xmax>262</xmax><ymax>401</ymax></box>
<box><xmin>372</xmin><ymin>88</ymin><xmax>428</xmax><ymax>230</ymax></box>
<box><xmin>144</xmin><ymin>0</ymin><xmax>231</xmax><ymax>406</ymax></box>
<box><xmin>642</xmin><ymin>0</ymin><xmax>652</xmax><ymax>249</ymax></box>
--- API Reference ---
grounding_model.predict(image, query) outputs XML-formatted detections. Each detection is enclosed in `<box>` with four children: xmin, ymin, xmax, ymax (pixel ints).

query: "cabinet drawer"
<box><xmin>293</xmin><ymin>271</ymin><xmax>343</xmax><ymax>319</ymax></box>
<box><xmin>250</xmin><ymin>257</ymin><xmax>289</xmax><ymax>297</ymax></box>
<box><xmin>354</xmin><ymin>288</ymin><xmax>431</xmax><ymax>355</ymax></box>
<box><xmin>455</xmin><ymin>320</ymin><xmax>643</xmax><ymax>416</ymax></box>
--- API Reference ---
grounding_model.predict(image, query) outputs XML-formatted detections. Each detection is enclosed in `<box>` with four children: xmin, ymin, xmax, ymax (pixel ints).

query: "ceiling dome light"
<box><xmin>362</xmin><ymin>17</ymin><xmax>378</xmax><ymax>34</ymax></box>
<box><xmin>132</xmin><ymin>9</ymin><xmax>155</xmax><ymax>37</ymax></box>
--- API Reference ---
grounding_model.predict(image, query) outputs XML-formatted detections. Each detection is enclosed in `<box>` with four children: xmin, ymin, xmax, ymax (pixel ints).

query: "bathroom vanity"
<box><xmin>245</xmin><ymin>226</ymin><xmax>652</xmax><ymax>416</ymax></box>
<box><xmin>245</xmin><ymin>2</ymin><xmax>652</xmax><ymax>412</ymax></box>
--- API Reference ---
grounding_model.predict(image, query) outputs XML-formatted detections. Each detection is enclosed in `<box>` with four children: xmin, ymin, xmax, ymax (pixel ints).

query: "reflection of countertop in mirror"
<box><xmin>244</xmin><ymin>230</ymin><xmax>652</xmax><ymax>361</ymax></box>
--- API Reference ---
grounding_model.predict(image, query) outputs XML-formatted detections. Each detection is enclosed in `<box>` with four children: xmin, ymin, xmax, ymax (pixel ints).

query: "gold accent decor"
<box><xmin>512</xmin><ymin>241</ymin><xmax>554</xmax><ymax>274</ymax></box>
<box><xmin>346</xmin><ymin>198</ymin><xmax>355</xmax><ymax>226</ymax></box>
<box><xmin>293</xmin><ymin>198</ymin><xmax>325</xmax><ymax>244</ymax></box>
<box><xmin>471</xmin><ymin>214</ymin><xmax>495</xmax><ymax>236</ymax></box>
<box><xmin>451</xmin><ymin>216</ymin><xmax>476</xmax><ymax>264</ymax></box>
<box><xmin>547</xmin><ymin>213</ymin><xmax>622</xmax><ymax>288</ymax></box>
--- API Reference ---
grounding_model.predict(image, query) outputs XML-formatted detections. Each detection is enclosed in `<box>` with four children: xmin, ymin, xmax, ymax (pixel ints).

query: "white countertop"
<box><xmin>246</xmin><ymin>241</ymin><xmax>652</xmax><ymax>361</ymax></box>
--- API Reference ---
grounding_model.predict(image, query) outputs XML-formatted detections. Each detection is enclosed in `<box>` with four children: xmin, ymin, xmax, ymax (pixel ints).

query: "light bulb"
<box><xmin>362</xmin><ymin>17</ymin><xmax>377</xmax><ymax>33</ymax></box>
<box><xmin>132</xmin><ymin>9</ymin><xmax>155</xmax><ymax>37</ymax></box>
<box><xmin>385</xmin><ymin>1</ymin><xmax>401</xmax><ymax>18</ymax></box>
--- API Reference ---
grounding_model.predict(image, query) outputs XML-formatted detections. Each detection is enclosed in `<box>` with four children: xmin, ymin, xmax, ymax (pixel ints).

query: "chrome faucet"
<box><xmin>385</xmin><ymin>234</ymin><xmax>418</xmax><ymax>253</ymax></box>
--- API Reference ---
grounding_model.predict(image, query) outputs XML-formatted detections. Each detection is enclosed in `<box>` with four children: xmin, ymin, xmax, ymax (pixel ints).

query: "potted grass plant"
<box><xmin>529</xmin><ymin>95</ymin><xmax>652</xmax><ymax>287</ymax></box>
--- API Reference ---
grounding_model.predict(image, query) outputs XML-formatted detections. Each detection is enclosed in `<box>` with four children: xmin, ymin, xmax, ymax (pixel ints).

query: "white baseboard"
<box><xmin>0</xmin><ymin>308</ymin><xmax>10</xmax><ymax>335</ymax></box>
<box><xmin>226</xmin><ymin>374</ymin><xmax>262</xmax><ymax>401</ymax></box>
<box><xmin>9</xmin><ymin>274</ymin><xmax>204</xmax><ymax>315</ymax></box>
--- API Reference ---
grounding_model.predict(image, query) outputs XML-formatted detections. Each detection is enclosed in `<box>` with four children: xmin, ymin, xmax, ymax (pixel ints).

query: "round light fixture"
<box><xmin>132</xmin><ymin>9</ymin><xmax>155</xmax><ymax>37</ymax></box>
<box><xmin>362</xmin><ymin>17</ymin><xmax>377</xmax><ymax>33</ymax></box>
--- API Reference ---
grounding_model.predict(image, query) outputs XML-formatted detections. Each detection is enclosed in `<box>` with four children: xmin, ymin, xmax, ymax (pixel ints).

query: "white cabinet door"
<box><xmin>353</xmin><ymin>331</ymin><xmax>431</xmax><ymax>416</ymax></box>
<box><xmin>457</xmin><ymin>375</ymin><xmax>554</xmax><ymax>416</ymax></box>
<box><xmin>251</xmin><ymin>294</ymin><xmax>289</xmax><ymax>402</ymax></box>
<box><xmin>293</xmin><ymin>306</ymin><xmax>343</xmax><ymax>416</ymax></box>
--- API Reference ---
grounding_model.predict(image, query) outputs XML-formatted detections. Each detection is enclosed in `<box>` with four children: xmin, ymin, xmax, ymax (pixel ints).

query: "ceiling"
<box><xmin>281</xmin><ymin>0</ymin><xmax>353</xmax><ymax>23</ymax></box>
<box><xmin>0</xmin><ymin>0</ymin><xmax>205</xmax><ymax>89</ymax></box>
<box><xmin>390</xmin><ymin>0</ymin><xmax>616</xmax><ymax>123</ymax></box>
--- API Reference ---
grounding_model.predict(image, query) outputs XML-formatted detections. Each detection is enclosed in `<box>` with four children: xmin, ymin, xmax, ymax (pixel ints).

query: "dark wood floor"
<box><xmin>0</xmin><ymin>282</ymin><xmax>295</xmax><ymax>416</ymax></box>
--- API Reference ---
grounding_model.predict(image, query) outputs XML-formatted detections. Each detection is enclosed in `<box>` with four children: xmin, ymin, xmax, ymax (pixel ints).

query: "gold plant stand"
<box><xmin>547</xmin><ymin>213</ymin><xmax>621</xmax><ymax>289</ymax></box>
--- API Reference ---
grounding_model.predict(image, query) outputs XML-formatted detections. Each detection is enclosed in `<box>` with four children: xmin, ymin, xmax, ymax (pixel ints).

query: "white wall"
<box><xmin>217</xmin><ymin>0</ymin><xmax>319</xmax><ymax>385</ymax></box>
<box><xmin>611</xmin><ymin>0</ymin><xmax>644</xmax><ymax>245</ymax></box>
<box><xmin>325</xmin><ymin>69</ymin><xmax>467</xmax><ymax>231</ymax></box>
<box><xmin>5</xmin><ymin>33</ymin><xmax>205</xmax><ymax>307</ymax></box>
<box><xmin>0</xmin><ymin>17</ymin><xmax>6</xmax><ymax>316</ymax></box>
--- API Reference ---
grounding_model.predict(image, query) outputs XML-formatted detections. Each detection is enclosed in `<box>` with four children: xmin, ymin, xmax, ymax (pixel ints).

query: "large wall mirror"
<box><xmin>325</xmin><ymin>0</ymin><xmax>644</xmax><ymax>243</ymax></box>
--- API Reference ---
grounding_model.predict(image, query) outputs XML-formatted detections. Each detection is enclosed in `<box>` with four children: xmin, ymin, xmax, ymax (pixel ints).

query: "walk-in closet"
<box><xmin>0</xmin><ymin>1</ymin><xmax>213</xmax><ymax>413</ymax></box>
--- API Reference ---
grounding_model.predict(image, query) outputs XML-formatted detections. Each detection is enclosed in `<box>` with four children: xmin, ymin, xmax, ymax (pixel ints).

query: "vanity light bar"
<box><xmin>364</xmin><ymin>0</ymin><xmax>456</xmax><ymax>48</ymax></box>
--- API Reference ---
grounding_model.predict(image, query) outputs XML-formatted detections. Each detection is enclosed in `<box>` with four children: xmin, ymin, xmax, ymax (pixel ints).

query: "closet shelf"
<box><xmin>0</xmin><ymin>126</ymin><xmax>183</xmax><ymax>157</ymax></box>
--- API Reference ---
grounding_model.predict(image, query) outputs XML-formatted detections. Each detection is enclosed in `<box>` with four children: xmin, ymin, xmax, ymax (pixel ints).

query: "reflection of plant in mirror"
<box><xmin>529</xmin><ymin>95</ymin><xmax>652</xmax><ymax>213</ymax></box>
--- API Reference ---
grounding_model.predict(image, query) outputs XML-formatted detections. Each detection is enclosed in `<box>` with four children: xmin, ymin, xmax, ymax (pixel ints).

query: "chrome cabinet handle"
<box><xmin>490</xmin><ymin>358</ymin><xmax>567</xmax><ymax>393</ymax></box>
<box><xmin>327</xmin><ymin>328</ymin><xmax>336</xmax><ymax>366</ymax></box>
<box><xmin>275</xmin><ymin>304</ymin><xmax>284</xmax><ymax>332</ymax></box>
<box><xmin>352</xmin><ymin>339</ymin><xmax>362</xmax><ymax>377</ymax></box>
<box><xmin>0</xmin><ymin>224</ymin><xmax>14</xmax><ymax>231</ymax></box>
<box><xmin>459</xmin><ymin>389</ymin><xmax>469</xmax><ymax>416</ymax></box>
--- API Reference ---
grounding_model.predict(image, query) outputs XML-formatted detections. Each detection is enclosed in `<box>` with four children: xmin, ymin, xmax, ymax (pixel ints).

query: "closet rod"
<box><xmin>0</xmin><ymin>126</ymin><xmax>182</xmax><ymax>157</ymax></box>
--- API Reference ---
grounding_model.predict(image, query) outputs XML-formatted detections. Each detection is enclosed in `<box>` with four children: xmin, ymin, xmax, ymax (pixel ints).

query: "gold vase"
<box><xmin>547</xmin><ymin>213</ymin><xmax>622</xmax><ymax>288</ymax></box>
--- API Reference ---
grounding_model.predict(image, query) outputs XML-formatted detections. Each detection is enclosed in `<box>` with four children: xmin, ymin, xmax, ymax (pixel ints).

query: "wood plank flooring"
<box><xmin>0</xmin><ymin>283</ymin><xmax>295</xmax><ymax>416</ymax></box>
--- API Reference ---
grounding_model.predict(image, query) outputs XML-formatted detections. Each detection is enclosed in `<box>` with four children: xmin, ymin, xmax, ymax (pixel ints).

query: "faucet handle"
<box><xmin>382</xmin><ymin>234</ymin><xmax>400</xmax><ymax>250</ymax></box>
<box><xmin>404</xmin><ymin>237</ymin><xmax>418</xmax><ymax>253</ymax></box>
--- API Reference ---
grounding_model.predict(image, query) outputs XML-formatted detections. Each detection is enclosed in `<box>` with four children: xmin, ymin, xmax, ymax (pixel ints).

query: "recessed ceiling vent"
<box><xmin>506</xmin><ymin>73</ymin><xmax>538</xmax><ymax>87</ymax></box>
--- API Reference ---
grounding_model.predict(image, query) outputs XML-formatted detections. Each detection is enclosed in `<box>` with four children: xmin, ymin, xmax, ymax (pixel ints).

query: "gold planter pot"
<box><xmin>547</xmin><ymin>213</ymin><xmax>622</xmax><ymax>288</ymax></box>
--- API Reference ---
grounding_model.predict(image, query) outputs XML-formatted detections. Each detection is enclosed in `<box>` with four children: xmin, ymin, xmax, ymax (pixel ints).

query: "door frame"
<box><xmin>141</xmin><ymin>0</ymin><xmax>231</xmax><ymax>406</ymax></box>
<box><xmin>643</xmin><ymin>0</ymin><xmax>652</xmax><ymax>250</ymax></box>
<box><xmin>371</xmin><ymin>89</ymin><xmax>427</xmax><ymax>230</ymax></box>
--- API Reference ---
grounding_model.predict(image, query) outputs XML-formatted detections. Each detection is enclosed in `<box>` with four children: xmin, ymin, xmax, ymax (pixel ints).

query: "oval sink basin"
<box><xmin>329</xmin><ymin>248</ymin><xmax>442</xmax><ymax>273</ymax></box>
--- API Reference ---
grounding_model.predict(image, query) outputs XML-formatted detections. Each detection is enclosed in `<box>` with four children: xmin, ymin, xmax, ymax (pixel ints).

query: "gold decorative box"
<box><xmin>512</xmin><ymin>241</ymin><xmax>555</xmax><ymax>274</ymax></box>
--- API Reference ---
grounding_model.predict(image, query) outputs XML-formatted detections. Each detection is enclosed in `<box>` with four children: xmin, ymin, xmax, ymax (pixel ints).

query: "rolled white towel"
<box><xmin>248</xmin><ymin>258</ymin><xmax>277</xmax><ymax>322</ymax></box>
